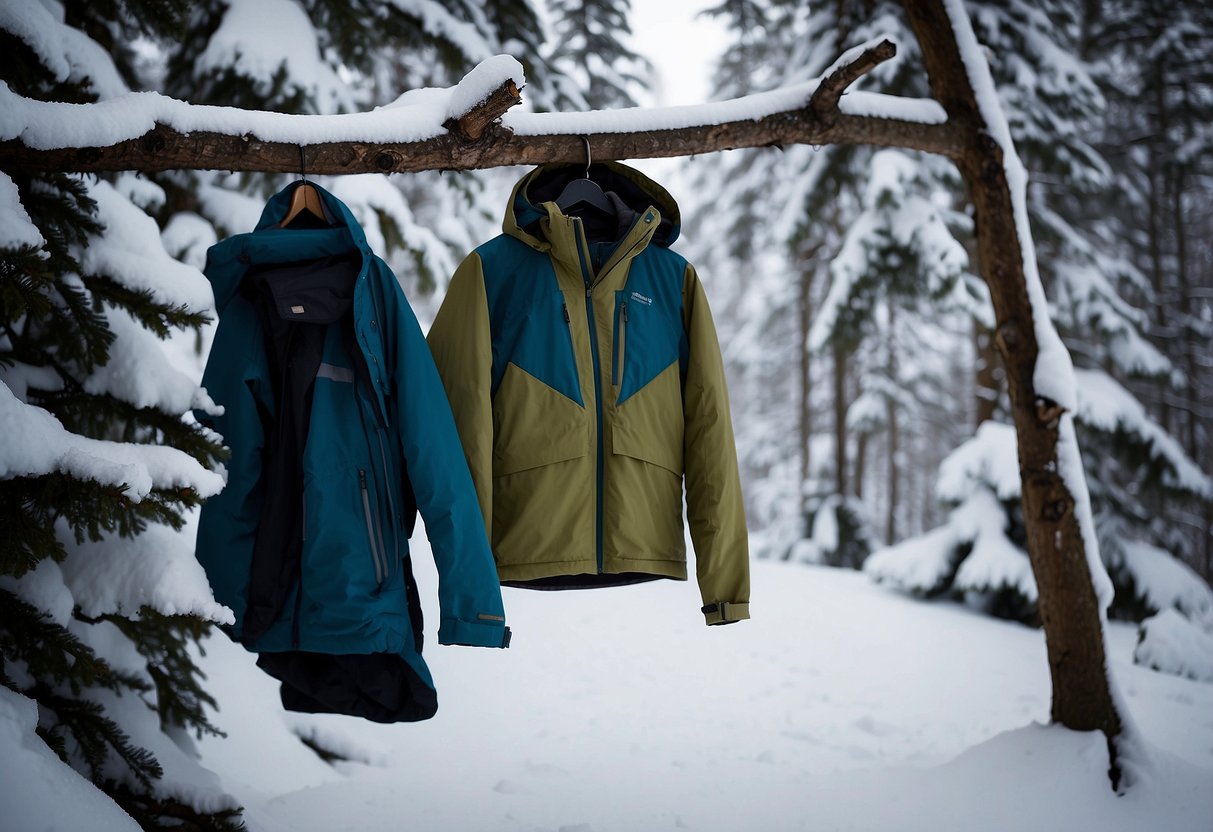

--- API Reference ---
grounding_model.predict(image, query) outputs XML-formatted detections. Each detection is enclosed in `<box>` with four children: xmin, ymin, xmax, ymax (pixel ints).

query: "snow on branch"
<box><xmin>0</xmin><ymin>42</ymin><xmax>962</xmax><ymax>175</ymax></box>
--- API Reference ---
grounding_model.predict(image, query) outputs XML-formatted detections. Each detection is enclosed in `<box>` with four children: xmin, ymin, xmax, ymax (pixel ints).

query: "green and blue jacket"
<box><xmin>428</xmin><ymin>162</ymin><xmax>750</xmax><ymax>625</ymax></box>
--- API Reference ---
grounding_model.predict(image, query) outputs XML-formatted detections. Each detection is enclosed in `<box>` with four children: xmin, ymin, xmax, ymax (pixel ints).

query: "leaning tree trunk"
<box><xmin>902</xmin><ymin>0</ymin><xmax>1123</xmax><ymax>752</ymax></box>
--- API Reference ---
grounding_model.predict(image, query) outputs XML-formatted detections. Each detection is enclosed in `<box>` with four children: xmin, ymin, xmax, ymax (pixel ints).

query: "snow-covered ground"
<box><xmin>192</xmin><ymin>547</ymin><xmax>1213</xmax><ymax>832</ymax></box>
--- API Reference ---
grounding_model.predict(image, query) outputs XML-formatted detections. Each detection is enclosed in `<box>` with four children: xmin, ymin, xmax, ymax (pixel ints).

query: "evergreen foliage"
<box><xmin>1</xmin><ymin>1</ymin><xmax>237</xmax><ymax>828</ymax></box>
<box><xmin>691</xmin><ymin>0</ymin><xmax>971</xmax><ymax>566</ymax></box>
<box><xmin>691</xmin><ymin>0</ymin><xmax>1209</xmax><ymax>619</ymax></box>
<box><xmin>1085</xmin><ymin>0</ymin><xmax>1213</xmax><ymax>579</ymax></box>
<box><xmin>548</xmin><ymin>0</ymin><xmax>651</xmax><ymax>108</ymax></box>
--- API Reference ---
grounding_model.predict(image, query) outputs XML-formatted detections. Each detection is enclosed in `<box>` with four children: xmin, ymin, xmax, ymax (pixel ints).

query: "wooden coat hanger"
<box><xmin>280</xmin><ymin>146</ymin><xmax>329</xmax><ymax>227</ymax></box>
<box><xmin>556</xmin><ymin>136</ymin><xmax>614</xmax><ymax>216</ymax></box>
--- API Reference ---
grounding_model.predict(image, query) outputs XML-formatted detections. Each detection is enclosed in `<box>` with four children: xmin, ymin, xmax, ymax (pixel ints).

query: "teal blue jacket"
<box><xmin>195</xmin><ymin>183</ymin><xmax>508</xmax><ymax>690</ymax></box>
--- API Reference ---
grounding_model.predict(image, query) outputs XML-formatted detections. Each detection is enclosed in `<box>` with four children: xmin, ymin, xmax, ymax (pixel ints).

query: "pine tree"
<box><xmin>1</xmin><ymin>1</ymin><xmax>239</xmax><ymax>828</ymax></box>
<box><xmin>1085</xmin><ymin>0</ymin><xmax>1213</xmax><ymax>581</ymax></box>
<box><xmin>689</xmin><ymin>0</ymin><xmax>973</xmax><ymax>566</ymax></box>
<box><xmin>547</xmin><ymin>0</ymin><xmax>651</xmax><ymax>108</ymax></box>
<box><xmin>864</xmin><ymin>0</ymin><xmax>1212</xmax><ymax>622</ymax></box>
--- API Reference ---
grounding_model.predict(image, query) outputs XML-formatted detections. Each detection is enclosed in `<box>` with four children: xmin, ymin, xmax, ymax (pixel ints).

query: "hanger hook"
<box><xmin>581</xmin><ymin>135</ymin><xmax>591</xmax><ymax>178</ymax></box>
<box><xmin>298</xmin><ymin>145</ymin><xmax>307</xmax><ymax>181</ymax></box>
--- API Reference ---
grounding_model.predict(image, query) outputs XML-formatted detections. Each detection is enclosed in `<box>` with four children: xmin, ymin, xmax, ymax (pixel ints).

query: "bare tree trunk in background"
<box><xmin>887</xmin><ymin>303</ymin><xmax>899</xmax><ymax>544</ymax></box>
<box><xmin>1172</xmin><ymin>168</ymin><xmax>1199</xmax><ymax>459</ymax></box>
<box><xmin>833</xmin><ymin>341</ymin><xmax>849</xmax><ymax>497</ymax></box>
<box><xmin>1148</xmin><ymin>59</ymin><xmax>1173</xmax><ymax>437</ymax></box>
<box><xmin>903</xmin><ymin>0</ymin><xmax>1124</xmax><ymax>777</ymax></box>
<box><xmin>799</xmin><ymin>252</ymin><xmax>818</xmax><ymax>533</ymax></box>
<box><xmin>855</xmin><ymin>433</ymin><xmax>868</xmax><ymax>501</ymax></box>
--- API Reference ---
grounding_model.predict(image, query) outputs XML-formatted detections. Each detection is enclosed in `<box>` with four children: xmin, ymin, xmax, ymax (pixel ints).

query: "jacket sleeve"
<box><xmin>425</xmin><ymin>253</ymin><xmax>494</xmax><ymax>540</ymax></box>
<box><xmin>682</xmin><ymin>263</ymin><xmax>751</xmax><ymax>625</ymax></box>
<box><xmin>381</xmin><ymin>260</ymin><xmax>508</xmax><ymax>648</ymax></box>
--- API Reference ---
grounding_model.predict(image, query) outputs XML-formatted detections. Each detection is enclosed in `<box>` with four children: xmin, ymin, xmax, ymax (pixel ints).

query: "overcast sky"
<box><xmin>630</xmin><ymin>1</ymin><xmax>730</xmax><ymax>105</ymax></box>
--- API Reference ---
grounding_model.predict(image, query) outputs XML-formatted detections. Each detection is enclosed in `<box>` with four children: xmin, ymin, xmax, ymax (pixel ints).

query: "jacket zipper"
<box><xmin>292</xmin><ymin>493</ymin><xmax>304</xmax><ymax>648</ymax></box>
<box><xmin>375</xmin><ymin>430</ymin><xmax>397</xmax><ymax>581</ymax></box>
<box><xmin>574</xmin><ymin>218</ymin><xmax>606</xmax><ymax>574</ymax></box>
<box><xmin>359</xmin><ymin>468</ymin><xmax>386</xmax><ymax>584</ymax></box>
<box><xmin>613</xmin><ymin>300</ymin><xmax>628</xmax><ymax>387</ymax></box>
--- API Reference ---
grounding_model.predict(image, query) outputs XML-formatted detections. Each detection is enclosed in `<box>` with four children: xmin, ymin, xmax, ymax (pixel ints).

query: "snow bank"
<box><xmin>0</xmin><ymin>0</ymin><xmax>127</xmax><ymax>99</ymax></box>
<box><xmin>196</xmin><ymin>0</ymin><xmax>352</xmax><ymax>115</ymax></box>
<box><xmin>58</xmin><ymin>520</ymin><xmax>233</xmax><ymax>624</ymax></box>
<box><xmin>1113</xmin><ymin>540</ymin><xmax>1213</xmax><ymax>621</ymax></box>
<box><xmin>190</xmin><ymin>555</ymin><xmax>1213</xmax><ymax>832</ymax></box>
<box><xmin>1075</xmin><ymin>368</ymin><xmax>1213</xmax><ymax>498</ymax></box>
<box><xmin>865</xmin><ymin>485</ymin><xmax>1035</xmax><ymax>603</ymax></box>
<box><xmin>0</xmin><ymin>381</ymin><xmax>224</xmax><ymax>501</ymax></box>
<box><xmin>328</xmin><ymin>174</ymin><xmax>455</xmax><ymax>282</ymax></box>
<box><xmin>81</xmin><ymin>179</ymin><xmax>213</xmax><ymax>313</ymax></box>
<box><xmin>0</xmin><ymin>557</ymin><xmax>74</xmax><ymax>625</ymax></box>
<box><xmin>952</xmin><ymin>489</ymin><xmax>1038</xmax><ymax>601</ymax></box>
<box><xmin>0</xmin><ymin>171</ymin><xmax>44</xmax><ymax>249</ymax></box>
<box><xmin>936</xmin><ymin>421</ymin><xmax>1020</xmax><ymax>502</ymax></box>
<box><xmin>864</xmin><ymin>522</ymin><xmax>960</xmax><ymax>594</ymax></box>
<box><xmin>0</xmin><ymin>686</ymin><xmax>140</xmax><ymax>832</ymax></box>
<box><xmin>70</xmin><ymin>621</ymin><xmax>241</xmax><ymax>815</ymax></box>
<box><xmin>1134</xmin><ymin>609</ymin><xmax>1213</xmax><ymax>682</ymax></box>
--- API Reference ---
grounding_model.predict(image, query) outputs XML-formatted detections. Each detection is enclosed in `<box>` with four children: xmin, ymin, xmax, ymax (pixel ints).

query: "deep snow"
<box><xmin>188</xmin><ymin>552</ymin><xmax>1213</xmax><ymax>832</ymax></box>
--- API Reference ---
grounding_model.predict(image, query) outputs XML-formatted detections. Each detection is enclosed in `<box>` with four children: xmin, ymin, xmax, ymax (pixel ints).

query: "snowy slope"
<box><xmin>192</xmin><ymin>545</ymin><xmax>1213</xmax><ymax>832</ymax></box>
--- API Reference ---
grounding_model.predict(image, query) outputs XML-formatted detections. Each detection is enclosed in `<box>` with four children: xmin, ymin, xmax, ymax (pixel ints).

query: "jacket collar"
<box><xmin>206</xmin><ymin>182</ymin><xmax>372</xmax><ymax>314</ymax></box>
<box><xmin>537</xmin><ymin>200</ymin><xmax>663</xmax><ymax>278</ymax></box>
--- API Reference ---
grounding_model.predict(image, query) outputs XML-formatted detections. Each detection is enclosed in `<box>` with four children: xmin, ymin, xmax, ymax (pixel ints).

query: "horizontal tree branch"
<box><xmin>0</xmin><ymin>41</ymin><xmax>964</xmax><ymax>176</ymax></box>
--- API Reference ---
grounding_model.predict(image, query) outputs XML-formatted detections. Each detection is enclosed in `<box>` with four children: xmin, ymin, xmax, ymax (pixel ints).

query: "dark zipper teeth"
<box><xmin>575</xmin><ymin>218</ymin><xmax>606</xmax><ymax>575</ymax></box>
<box><xmin>375</xmin><ymin>430</ymin><xmax>396</xmax><ymax>580</ymax></box>
<box><xmin>359</xmin><ymin>469</ymin><xmax>385</xmax><ymax>584</ymax></box>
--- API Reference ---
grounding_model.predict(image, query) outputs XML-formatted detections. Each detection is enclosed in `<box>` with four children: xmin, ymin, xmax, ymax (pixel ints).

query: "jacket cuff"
<box><xmin>438</xmin><ymin>616</ymin><xmax>512</xmax><ymax>648</ymax></box>
<box><xmin>702</xmin><ymin>601</ymin><xmax>749</xmax><ymax>626</ymax></box>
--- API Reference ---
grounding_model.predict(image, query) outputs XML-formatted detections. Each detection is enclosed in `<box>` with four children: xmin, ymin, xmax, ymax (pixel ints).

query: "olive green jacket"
<box><xmin>428</xmin><ymin>162</ymin><xmax>749</xmax><ymax>625</ymax></box>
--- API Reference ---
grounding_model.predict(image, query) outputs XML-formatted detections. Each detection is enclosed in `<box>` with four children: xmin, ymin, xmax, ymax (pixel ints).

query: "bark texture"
<box><xmin>901</xmin><ymin>0</ymin><xmax>1123</xmax><ymax>751</ymax></box>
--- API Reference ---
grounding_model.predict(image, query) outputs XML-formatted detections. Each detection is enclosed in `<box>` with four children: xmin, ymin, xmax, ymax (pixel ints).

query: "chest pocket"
<box><xmin>613</xmin><ymin>289</ymin><xmax>683</xmax><ymax>407</ymax></box>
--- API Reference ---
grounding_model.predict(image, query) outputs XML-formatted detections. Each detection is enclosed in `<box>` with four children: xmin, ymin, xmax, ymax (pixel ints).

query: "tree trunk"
<box><xmin>902</xmin><ymin>0</ymin><xmax>1124</xmax><ymax>761</ymax></box>
<box><xmin>855</xmin><ymin>432</ymin><xmax>867</xmax><ymax>501</ymax></box>
<box><xmin>798</xmin><ymin>251</ymin><xmax>818</xmax><ymax>534</ymax></box>
<box><xmin>833</xmin><ymin>340</ymin><xmax>849</xmax><ymax>497</ymax></box>
<box><xmin>886</xmin><ymin>304</ymin><xmax>899</xmax><ymax>544</ymax></box>
<box><xmin>975</xmin><ymin>321</ymin><xmax>1000</xmax><ymax>426</ymax></box>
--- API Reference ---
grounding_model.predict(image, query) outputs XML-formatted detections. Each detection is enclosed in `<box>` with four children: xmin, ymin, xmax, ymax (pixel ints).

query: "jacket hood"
<box><xmin>205</xmin><ymin>181</ymin><xmax>370</xmax><ymax>314</ymax></box>
<box><xmin>504</xmin><ymin>161</ymin><xmax>682</xmax><ymax>250</ymax></box>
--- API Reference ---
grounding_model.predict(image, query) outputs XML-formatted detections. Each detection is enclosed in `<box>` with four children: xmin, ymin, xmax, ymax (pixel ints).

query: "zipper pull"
<box><xmin>586</xmin><ymin>286</ymin><xmax>592</xmax><ymax>298</ymax></box>
<box><xmin>359</xmin><ymin>469</ymin><xmax>367</xmax><ymax>489</ymax></box>
<box><xmin>622</xmin><ymin>301</ymin><xmax>629</xmax><ymax>323</ymax></box>
<box><xmin>562</xmin><ymin>302</ymin><xmax>571</xmax><ymax>323</ymax></box>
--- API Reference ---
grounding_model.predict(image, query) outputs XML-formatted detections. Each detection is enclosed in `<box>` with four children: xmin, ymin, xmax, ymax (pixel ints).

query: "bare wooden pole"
<box><xmin>0</xmin><ymin>42</ymin><xmax>964</xmax><ymax>176</ymax></box>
